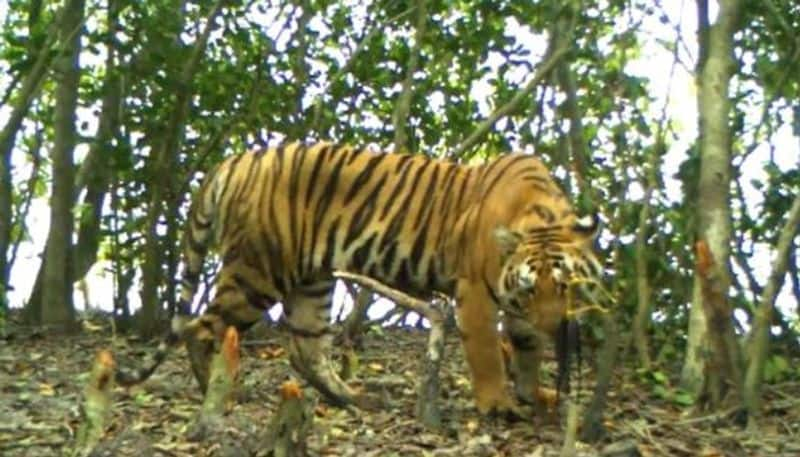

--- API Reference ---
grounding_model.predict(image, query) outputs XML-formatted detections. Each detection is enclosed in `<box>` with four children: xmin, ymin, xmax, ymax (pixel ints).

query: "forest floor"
<box><xmin>1</xmin><ymin>311</ymin><xmax>799</xmax><ymax>457</ymax></box>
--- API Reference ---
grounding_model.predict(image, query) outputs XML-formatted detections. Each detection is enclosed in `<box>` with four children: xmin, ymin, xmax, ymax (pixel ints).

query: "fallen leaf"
<box><xmin>38</xmin><ymin>383</ymin><xmax>56</xmax><ymax>396</ymax></box>
<box><xmin>257</xmin><ymin>346</ymin><xmax>285</xmax><ymax>359</ymax></box>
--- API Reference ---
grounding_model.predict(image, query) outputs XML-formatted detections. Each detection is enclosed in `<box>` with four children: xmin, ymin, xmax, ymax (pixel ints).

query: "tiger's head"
<box><xmin>492</xmin><ymin>214</ymin><xmax>603</xmax><ymax>334</ymax></box>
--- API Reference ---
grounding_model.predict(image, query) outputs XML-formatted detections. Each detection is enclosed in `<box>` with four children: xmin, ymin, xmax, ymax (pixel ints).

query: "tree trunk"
<box><xmin>681</xmin><ymin>278</ymin><xmax>707</xmax><ymax>394</ymax></box>
<box><xmin>25</xmin><ymin>0</ymin><xmax>124</xmax><ymax>316</ymax></box>
<box><xmin>0</xmin><ymin>23</ymin><xmax>57</xmax><ymax>301</ymax></box>
<box><xmin>73</xmin><ymin>4</ymin><xmax>124</xmax><ymax>280</ymax></box>
<box><xmin>681</xmin><ymin>0</ymin><xmax>741</xmax><ymax>395</ymax></box>
<box><xmin>632</xmin><ymin>186</ymin><xmax>654</xmax><ymax>369</ymax></box>
<box><xmin>743</xmin><ymin>193</ymin><xmax>800</xmax><ymax>425</ymax></box>
<box><xmin>391</xmin><ymin>0</ymin><xmax>427</xmax><ymax>153</ymax></box>
<box><xmin>138</xmin><ymin>0</ymin><xmax>224</xmax><ymax>336</ymax></box>
<box><xmin>685</xmin><ymin>0</ymin><xmax>742</xmax><ymax>407</ymax></box>
<box><xmin>38</xmin><ymin>0</ymin><xmax>86</xmax><ymax>329</ymax></box>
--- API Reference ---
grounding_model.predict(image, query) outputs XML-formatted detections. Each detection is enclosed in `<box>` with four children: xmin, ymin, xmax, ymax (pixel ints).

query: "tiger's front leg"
<box><xmin>504</xmin><ymin>315</ymin><xmax>546</xmax><ymax>410</ymax></box>
<box><xmin>455</xmin><ymin>280</ymin><xmax>518</xmax><ymax>415</ymax></box>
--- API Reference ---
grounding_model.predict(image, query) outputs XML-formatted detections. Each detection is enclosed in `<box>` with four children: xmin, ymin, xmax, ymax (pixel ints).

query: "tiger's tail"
<box><xmin>115</xmin><ymin>166</ymin><xmax>221</xmax><ymax>386</ymax></box>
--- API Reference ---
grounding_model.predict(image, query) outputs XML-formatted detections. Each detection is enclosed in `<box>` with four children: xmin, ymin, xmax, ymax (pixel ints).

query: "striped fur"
<box><xmin>116</xmin><ymin>141</ymin><xmax>601</xmax><ymax>414</ymax></box>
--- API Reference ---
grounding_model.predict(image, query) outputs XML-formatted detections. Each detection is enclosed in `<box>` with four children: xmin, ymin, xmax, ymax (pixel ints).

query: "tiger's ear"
<box><xmin>572</xmin><ymin>213</ymin><xmax>600</xmax><ymax>238</ymax></box>
<box><xmin>493</xmin><ymin>226</ymin><xmax>522</xmax><ymax>261</ymax></box>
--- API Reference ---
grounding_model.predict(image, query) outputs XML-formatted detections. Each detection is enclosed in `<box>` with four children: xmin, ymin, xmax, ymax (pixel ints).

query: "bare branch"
<box><xmin>392</xmin><ymin>0</ymin><xmax>427</xmax><ymax>152</ymax></box>
<box><xmin>310</xmin><ymin>4</ymin><xmax>415</xmax><ymax>133</ymax></box>
<box><xmin>734</xmin><ymin>45</ymin><xmax>800</xmax><ymax>169</ymax></box>
<box><xmin>333</xmin><ymin>271</ymin><xmax>436</xmax><ymax>316</ymax></box>
<box><xmin>744</xmin><ymin>191</ymin><xmax>800</xmax><ymax>424</ymax></box>
<box><xmin>449</xmin><ymin>44</ymin><xmax>569</xmax><ymax>158</ymax></box>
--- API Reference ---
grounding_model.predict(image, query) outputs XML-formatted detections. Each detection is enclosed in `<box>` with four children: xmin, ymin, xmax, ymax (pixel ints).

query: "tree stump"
<box><xmin>187</xmin><ymin>326</ymin><xmax>240</xmax><ymax>441</ymax></box>
<box><xmin>260</xmin><ymin>381</ymin><xmax>315</xmax><ymax>457</ymax></box>
<box><xmin>73</xmin><ymin>350</ymin><xmax>115</xmax><ymax>456</ymax></box>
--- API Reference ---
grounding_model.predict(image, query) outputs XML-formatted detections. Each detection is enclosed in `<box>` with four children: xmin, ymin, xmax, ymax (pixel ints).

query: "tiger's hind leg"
<box><xmin>184</xmin><ymin>268</ymin><xmax>267</xmax><ymax>394</ymax></box>
<box><xmin>283</xmin><ymin>281</ymin><xmax>378</xmax><ymax>410</ymax></box>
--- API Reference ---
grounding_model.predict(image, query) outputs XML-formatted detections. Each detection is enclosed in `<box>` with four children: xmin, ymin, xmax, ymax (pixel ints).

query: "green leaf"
<box><xmin>672</xmin><ymin>390</ymin><xmax>694</xmax><ymax>406</ymax></box>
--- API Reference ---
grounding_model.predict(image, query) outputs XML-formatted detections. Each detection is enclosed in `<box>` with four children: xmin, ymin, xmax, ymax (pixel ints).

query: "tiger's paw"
<box><xmin>515</xmin><ymin>385</ymin><xmax>560</xmax><ymax>423</ymax></box>
<box><xmin>534</xmin><ymin>387</ymin><xmax>559</xmax><ymax>412</ymax></box>
<box><xmin>475</xmin><ymin>391</ymin><xmax>529</xmax><ymax>421</ymax></box>
<box><xmin>351</xmin><ymin>391</ymin><xmax>386</xmax><ymax>412</ymax></box>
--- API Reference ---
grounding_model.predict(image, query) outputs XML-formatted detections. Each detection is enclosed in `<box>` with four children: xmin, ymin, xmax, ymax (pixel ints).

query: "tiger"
<box><xmin>116</xmin><ymin>141</ymin><xmax>603</xmax><ymax>416</ymax></box>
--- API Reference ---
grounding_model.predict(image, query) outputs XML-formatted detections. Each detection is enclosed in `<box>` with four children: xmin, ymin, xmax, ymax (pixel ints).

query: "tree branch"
<box><xmin>392</xmin><ymin>0</ymin><xmax>426</xmax><ymax>152</ymax></box>
<box><xmin>310</xmin><ymin>5</ymin><xmax>415</xmax><ymax>134</ymax></box>
<box><xmin>449</xmin><ymin>44</ymin><xmax>569</xmax><ymax>158</ymax></box>
<box><xmin>744</xmin><ymin>191</ymin><xmax>800</xmax><ymax>425</ymax></box>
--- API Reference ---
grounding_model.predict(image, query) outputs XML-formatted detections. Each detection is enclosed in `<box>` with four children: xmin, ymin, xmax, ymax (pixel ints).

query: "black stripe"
<box><xmin>344</xmin><ymin>145</ymin><xmax>361</xmax><ymax>165</ymax></box>
<box><xmin>272</xmin><ymin>144</ymin><xmax>286</xmax><ymax>180</ymax></box>
<box><xmin>521</xmin><ymin>173</ymin><xmax>552</xmax><ymax>187</ymax></box>
<box><xmin>413</xmin><ymin>164</ymin><xmax>439</xmax><ymax>230</ymax></box>
<box><xmin>344</xmin><ymin>173</ymin><xmax>386</xmax><ymax>247</ymax></box>
<box><xmin>396</xmin><ymin>258</ymin><xmax>413</xmax><ymax>290</ymax></box>
<box><xmin>300</xmin><ymin>283</ymin><xmax>333</xmax><ymax>299</ymax></box>
<box><xmin>394</xmin><ymin>154</ymin><xmax>413</xmax><ymax>172</ymax></box>
<box><xmin>452</xmin><ymin>167</ymin><xmax>473</xmax><ymax>215</ymax></box>
<box><xmin>379</xmin><ymin>160</ymin><xmax>428</xmax><ymax>250</ymax></box>
<box><xmin>305</xmin><ymin>144</ymin><xmax>330</xmax><ymax>207</ymax></box>
<box><xmin>298</xmin><ymin>216</ymin><xmax>308</xmax><ymax>279</ymax></box>
<box><xmin>344</xmin><ymin>154</ymin><xmax>384</xmax><ymax>205</ymax></box>
<box><xmin>218</xmin><ymin>154</ymin><xmax>246</xmax><ymax>205</ymax></box>
<box><xmin>321</xmin><ymin>218</ymin><xmax>340</xmax><ymax>269</ymax></box>
<box><xmin>436</xmin><ymin>163</ymin><xmax>459</xmax><ymax>216</ymax></box>
<box><xmin>482</xmin><ymin>275</ymin><xmax>501</xmax><ymax>306</ymax></box>
<box><xmin>218</xmin><ymin>154</ymin><xmax>249</xmax><ymax>239</ymax></box>
<box><xmin>351</xmin><ymin>232</ymin><xmax>377</xmax><ymax>270</ymax></box>
<box><xmin>288</xmin><ymin>144</ymin><xmax>307</xmax><ymax>255</ymax></box>
<box><xmin>530</xmin><ymin>203</ymin><xmax>556</xmax><ymax>223</ymax></box>
<box><xmin>482</xmin><ymin>155</ymin><xmax>529</xmax><ymax>198</ymax></box>
<box><xmin>379</xmin><ymin>157</ymin><xmax>415</xmax><ymax>221</ymax></box>
<box><xmin>191</xmin><ymin>210</ymin><xmax>212</xmax><ymax>229</ymax></box>
<box><xmin>409</xmin><ymin>214</ymin><xmax>433</xmax><ymax>269</ymax></box>
<box><xmin>381</xmin><ymin>241</ymin><xmax>397</xmax><ymax>277</ymax></box>
<box><xmin>426</xmin><ymin>257</ymin><xmax>438</xmax><ymax>291</ymax></box>
<box><xmin>309</xmin><ymin>151</ymin><xmax>348</xmax><ymax>265</ymax></box>
<box><xmin>312</xmin><ymin>151</ymin><xmax>347</xmax><ymax>232</ymax></box>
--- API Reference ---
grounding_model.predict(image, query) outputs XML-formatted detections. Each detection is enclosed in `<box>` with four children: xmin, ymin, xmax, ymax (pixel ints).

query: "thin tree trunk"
<box><xmin>39</xmin><ymin>0</ymin><xmax>86</xmax><ymax>330</ymax></box>
<box><xmin>26</xmin><ymin>0</ymin><xmax>122</xmax><ymax>319</ymax></box>
<box><xmin>27</xmin><ymin>0</ymin><xmax>124</xmax><ymax>312</ymax></box>
<box><xmin>0</xmin><ymin>27</ymin><xmax>58</xmax><ymax>300</ymax></box>
<box><xmin>632</xmin><ymin>185</ymin><xmax>654</xmax><ymax>369</ymax></box>
<box><xmin>449</xmin><ymin>43</ymin><xmax>568</xmax><ymax>158</ymax></box>
<box><xmin>391</xmin><ymin>0</ymin><xmax>427</xmax><ymax>153</ymax></box>
<box><xmin>139</xmin><ymin>0</ymin><xmax>224</xmax><ymax>335</ymax></box>
<box><xmin>73</xmin><ymin>0</ymin><xmax>123</xmax><ymax>279</ymax></box>
<box><xmin>743</xmin><ymin>193</ymin><xmax>800</xmax><ymax>425</ymax></box>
